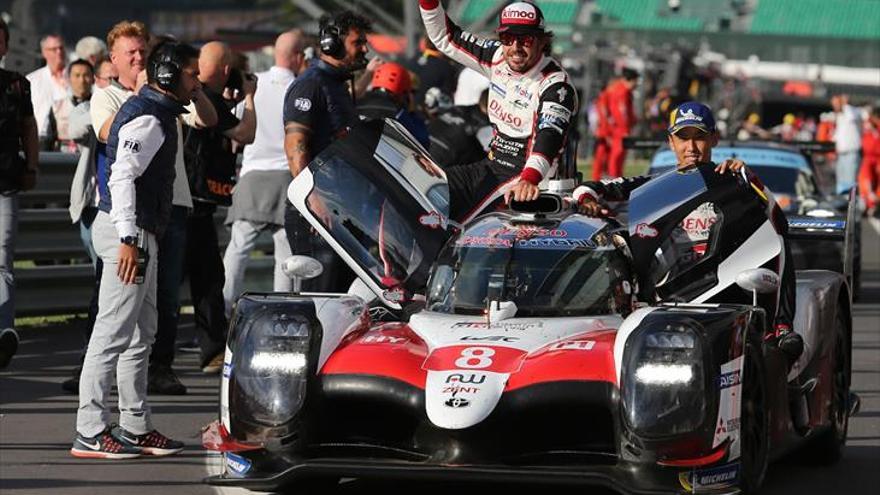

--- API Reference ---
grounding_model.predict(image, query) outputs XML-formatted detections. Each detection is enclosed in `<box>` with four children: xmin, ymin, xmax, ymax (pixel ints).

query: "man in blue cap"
<box><xmin>575</xmin><ymin>101</ymin><xmax>802</xmax><ymax>364</ymax></box>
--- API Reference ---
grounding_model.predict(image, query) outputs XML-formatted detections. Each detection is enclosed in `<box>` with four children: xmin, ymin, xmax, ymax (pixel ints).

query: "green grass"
<box><xmin>14</xmin><ymin>313</ymin><xmax>87</xmax><ymax>328</ymax></box>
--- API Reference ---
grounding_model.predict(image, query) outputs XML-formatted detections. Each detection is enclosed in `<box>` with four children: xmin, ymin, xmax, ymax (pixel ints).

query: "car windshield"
<box><xmin>426</xmin><ymin>226</ymin><xmax>632</xmax><ymax>317</ymax></box>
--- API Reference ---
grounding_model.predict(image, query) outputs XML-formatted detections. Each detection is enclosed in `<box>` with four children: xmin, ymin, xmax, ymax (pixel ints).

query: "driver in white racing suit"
<box><xmin>419</xmin><ymin>1</ymin><xmax>578</xmax><ymax>222</ymax></box>
<box><xmin>575</xmin><ymin>102</ymin><xmax>803</xmax><ymax>364</ymax></box>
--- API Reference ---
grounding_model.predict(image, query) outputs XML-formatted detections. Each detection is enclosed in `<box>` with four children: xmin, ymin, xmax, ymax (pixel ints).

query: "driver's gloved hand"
<box><xmin>772</xmin><ymin>323</ymin><xmax>804</xmax><ymax>366</ymax></box>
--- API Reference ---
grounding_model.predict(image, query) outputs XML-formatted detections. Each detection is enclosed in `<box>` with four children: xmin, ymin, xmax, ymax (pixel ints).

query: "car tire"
<box><xmin>805</xmin><ymin>308</ymin><xmax>850</xmax><ymax>464</ymax></box>
<box><xmin>739</xmin><ymin>341</ymin><xmax>770</xmax><ymax>494</ymax></box>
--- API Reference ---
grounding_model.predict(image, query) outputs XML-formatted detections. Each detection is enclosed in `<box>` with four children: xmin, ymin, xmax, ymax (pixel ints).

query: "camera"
<box><xmin>227</xmin><ymin>68</ymin><xmax>255</xmax><ymax>92</ymax></box>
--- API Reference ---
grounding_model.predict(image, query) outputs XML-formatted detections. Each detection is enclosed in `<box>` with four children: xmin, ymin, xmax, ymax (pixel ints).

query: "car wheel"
<box><xmin>739</xmin><ymin>341</ymin><xmax>769</xmax><ymax>494</ymax></box>
<box><xmin>806</xmin><ymin>309</ymin><xmax>850</xmax><ymax>464</ymax></box>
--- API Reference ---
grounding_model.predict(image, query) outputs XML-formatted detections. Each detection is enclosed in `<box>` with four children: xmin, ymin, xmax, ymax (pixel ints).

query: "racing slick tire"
<box><xmin>740</xmin><ymin>341</ymin><xmax>770</xmax><ymax>494</ymax></box>
<box><xmin>804</xmin><ymin>308</ymin><xmax>850</xmax><ymax>465</ymax></box>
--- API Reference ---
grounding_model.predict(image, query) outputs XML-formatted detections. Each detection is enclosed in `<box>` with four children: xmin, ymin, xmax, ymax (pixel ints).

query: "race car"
<box><xmin>647</xmin><ymin>140</ymin><xmax>861</xmax><ymax>299</ymax></box>
<box><xmin>203</xmin><ymin>120</ymin><xmax>858</xmax><ymax>494</ymax></box>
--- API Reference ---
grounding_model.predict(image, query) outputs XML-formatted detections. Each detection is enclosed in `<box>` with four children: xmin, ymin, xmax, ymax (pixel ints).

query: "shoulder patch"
<box><xmin>294</xmin><ymin>97</ymin><xmax>312</xmax><ymax>112</ymax></box>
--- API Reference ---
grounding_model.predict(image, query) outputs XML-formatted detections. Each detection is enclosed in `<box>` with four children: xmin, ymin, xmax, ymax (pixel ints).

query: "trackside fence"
<box><xmin>14</xmin><ymin>152</ymin><xmax>274</xmax><ymax>316</ymax></box>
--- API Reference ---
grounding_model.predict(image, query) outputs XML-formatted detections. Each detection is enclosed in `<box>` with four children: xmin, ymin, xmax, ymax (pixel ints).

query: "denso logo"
<box><xmin>489</xmin><ymin>99</ymin><xmax>523</xmax><ymax>128</ymax></box>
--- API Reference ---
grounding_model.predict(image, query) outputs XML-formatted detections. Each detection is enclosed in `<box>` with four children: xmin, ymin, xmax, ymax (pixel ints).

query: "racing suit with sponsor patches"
<box><xmin>419</xmin><ymin>0</ymin><xmax>578</xmax><ymax>222</ymax></box>
<box><xmin>573</xmin><ymin>166</ymin><xmax>795</xmax><ymax>331</ymax></box>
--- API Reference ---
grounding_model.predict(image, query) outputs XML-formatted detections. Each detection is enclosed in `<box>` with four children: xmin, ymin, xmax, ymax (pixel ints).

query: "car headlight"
<box><xmin>232</xmin><ymin>308</ymin><xmax>313</xmax><ymax>427</ymax></box>
<box><xmin>622</xmin><ymin>322</ymin><xmax>707</xmax><ymax>437</ymax></box>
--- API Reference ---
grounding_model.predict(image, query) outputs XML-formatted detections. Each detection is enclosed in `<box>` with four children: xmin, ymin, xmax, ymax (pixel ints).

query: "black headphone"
<box><xmin>148</xmin><ymin>42</ymin><xmax>182</xmax><ymax>92</ymax></box>
<box><xmin>319</xmin><ymin>18</ymin><xmax>345</xmax><ymax>60</ymax></box>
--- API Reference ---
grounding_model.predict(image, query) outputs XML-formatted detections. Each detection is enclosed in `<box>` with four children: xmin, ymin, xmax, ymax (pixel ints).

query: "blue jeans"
<box><xmin>0</xmin><ymin>192</ymin><xmax>17</xmax><ymax>331</ymax></box>
<box><xmin>149</xmin><ymin>206</ymin><xmax>188</xmax><ymax>368</ymax></box>
<box><xmin>78</xmin><ymin>206</ymin><xmax>99</xmax><ymax>267</ymax></box>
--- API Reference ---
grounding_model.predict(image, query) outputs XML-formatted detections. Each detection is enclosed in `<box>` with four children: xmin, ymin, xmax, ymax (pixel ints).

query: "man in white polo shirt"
<box><xmin>27</xmin><ymin>34</ymin><xmax>68</xmax><ymax>149</ymax></box>
<box><xmin>222</xmin><ymin>30</ymin><xmax>307</xmax><ymax>317</ymax></box>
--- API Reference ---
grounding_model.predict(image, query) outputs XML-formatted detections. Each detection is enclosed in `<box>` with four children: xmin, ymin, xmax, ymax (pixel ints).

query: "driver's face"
<box><xmin>500</xmin><ymin>33</ymin><xmax>547</xmax><ymax>73</ymax></box>
<box><xmin>667</xmin><ymin>127</ymin><xmax>719</xmax><ymax>168</ymax></box>
<box><xmin>341</xmin><ymin>28</ymin><xmax>368</xmax><ymax>70</ymax></box>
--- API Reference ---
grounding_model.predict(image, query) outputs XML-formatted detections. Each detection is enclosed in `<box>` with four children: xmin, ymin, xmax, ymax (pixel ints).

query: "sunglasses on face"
<box><xmin>499</xmin><ymin>33</ymin><xmax>536</xmax><ymax>47</ymax></box>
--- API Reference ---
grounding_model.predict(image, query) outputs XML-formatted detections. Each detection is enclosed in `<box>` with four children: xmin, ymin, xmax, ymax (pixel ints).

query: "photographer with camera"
<box><xmin>181</xmin><ymin>41</ymin><xmax>256</xmax><ymax>374</ymax></box>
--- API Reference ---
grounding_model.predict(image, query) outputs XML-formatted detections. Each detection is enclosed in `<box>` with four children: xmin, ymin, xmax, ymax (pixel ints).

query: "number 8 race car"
<box><xmin>203</xmin><ymin>120</ymin><xmax>859</xmax><ymax>494</ymax></box>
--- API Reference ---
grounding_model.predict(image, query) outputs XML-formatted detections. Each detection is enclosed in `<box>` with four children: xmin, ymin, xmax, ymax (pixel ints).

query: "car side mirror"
<box><xmin>281</xmin><ymin>255</ymin><xmax>324</xmax><ymax>293</ymax></box>
<box><xmin>735</xmin><ymin>268</ymin><xmax>779</xmax><ymax>306</ymax></box>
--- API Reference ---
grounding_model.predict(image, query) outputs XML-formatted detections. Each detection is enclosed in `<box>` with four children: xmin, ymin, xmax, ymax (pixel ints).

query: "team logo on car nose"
<box><xmin>444</xmin><ymin>397</ymin><xmax>471</xmax><ymax>408</ymax></box>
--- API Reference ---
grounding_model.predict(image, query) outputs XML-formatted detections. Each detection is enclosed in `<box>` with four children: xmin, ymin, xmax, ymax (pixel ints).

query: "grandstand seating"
<box><xmin>750</xmin><ymin>0</ymin><xmax>880</xmax><ymax>40</ymax></box>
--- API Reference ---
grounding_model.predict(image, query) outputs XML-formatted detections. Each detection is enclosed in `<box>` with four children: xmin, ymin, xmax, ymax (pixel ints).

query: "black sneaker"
<box><xmin>0</xmin><ymin>328</ymin><xmax>19</xmax><ymax>369</ymax></box>
<box><xmin>111</xmin><ymin>425</ymin><xmax>184</xmax><ymax>456</ymax></box>
<box><xmin>61</xmin><ymin>367</ymin><xmax>82</xmax><ymax>394</ymax></box>
<box><xmin>70</xmin><ymin>429</ymin><xmax>142</xmax><ymax>459</ymax></box>
<box><xmin>147</xmin><ymin>365</ymin><xmax>187</xmax><ymax>395</ymax></box>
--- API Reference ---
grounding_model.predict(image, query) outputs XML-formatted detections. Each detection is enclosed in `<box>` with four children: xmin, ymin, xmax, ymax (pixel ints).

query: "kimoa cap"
<box><xmin>668</xmin><ymin>101</ymin><xmax>717</xmax><ymax>134</ymax></box>
<box><xmin>497</xmin><ymin>2</ymin><xmax>546</xmax><ymax>35</ymax></box>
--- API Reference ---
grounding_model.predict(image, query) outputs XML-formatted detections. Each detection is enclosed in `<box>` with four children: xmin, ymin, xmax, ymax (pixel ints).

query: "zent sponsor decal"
<box><xmin>222</xmin><ymin>362</ymin><xmax>233</xmax><ymax>378</ymax></box>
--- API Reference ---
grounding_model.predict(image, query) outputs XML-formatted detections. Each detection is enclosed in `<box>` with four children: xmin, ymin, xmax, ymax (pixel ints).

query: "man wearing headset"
<box><xmin>71</xmin><ymin>42</ymin><xmax>201</xmax><ymax>460</ymax></box>
<box><xmin>282</xmin><ymin>10</ymin><xmax>371</xmax><ymax>291</ymax></box>
<box><xmin>419</xmin><ymin>1</ymin><xmax>578</xmax><ymax>221</ymax></box>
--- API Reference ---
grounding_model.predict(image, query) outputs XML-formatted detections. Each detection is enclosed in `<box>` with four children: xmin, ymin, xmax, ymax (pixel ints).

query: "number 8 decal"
<box><xmin>454</xmin><ymin>347</ymin><xmax>495</xmax><ymax>369</ymax></box>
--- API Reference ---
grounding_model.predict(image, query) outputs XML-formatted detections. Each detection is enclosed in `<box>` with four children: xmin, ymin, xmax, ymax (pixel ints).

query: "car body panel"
<box><xmin>206</xmin><ymin>125</ymin><xmax>853</xmax><ymax>494</ymax></box>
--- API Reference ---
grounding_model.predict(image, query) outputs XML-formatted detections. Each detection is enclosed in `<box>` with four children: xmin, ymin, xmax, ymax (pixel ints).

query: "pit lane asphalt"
<box><xmin>2</xmin><ymin>221</ymin><xmax>879</xmax><ymax>495</ymax></box>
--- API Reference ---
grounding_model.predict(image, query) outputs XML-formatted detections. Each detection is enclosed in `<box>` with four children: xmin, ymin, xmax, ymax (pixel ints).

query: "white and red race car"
<box><xmin>203</xmin><ymin>120</ymin><xmax>857</xmax><ymax>494</ymax></box>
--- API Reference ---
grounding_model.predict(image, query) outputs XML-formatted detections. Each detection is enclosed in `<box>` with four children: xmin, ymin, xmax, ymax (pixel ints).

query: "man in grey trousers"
<box><xmin>71</xmin><ymin>41</ymin><xmax>200</xmax><ymax>459</ymax></box>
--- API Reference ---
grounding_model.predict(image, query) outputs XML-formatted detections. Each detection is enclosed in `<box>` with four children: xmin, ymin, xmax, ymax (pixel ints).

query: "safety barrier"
<box><xmin>14</xmin><ymin>152</ymin><xmax>275</xmax><ymax>316</ymax></box>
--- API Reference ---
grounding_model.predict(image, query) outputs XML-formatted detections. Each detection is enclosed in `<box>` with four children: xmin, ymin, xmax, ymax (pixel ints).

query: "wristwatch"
<box><xmin>120</xmin><ymin>235</ymin><xmax>139</xmax><ymax>246</ymax></box>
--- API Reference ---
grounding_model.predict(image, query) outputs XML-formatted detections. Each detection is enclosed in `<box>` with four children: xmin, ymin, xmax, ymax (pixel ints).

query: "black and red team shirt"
<box><xmin>419</xmin><ymin>0</ymin><xmax>578</xmax><ymax>185</ymax></box>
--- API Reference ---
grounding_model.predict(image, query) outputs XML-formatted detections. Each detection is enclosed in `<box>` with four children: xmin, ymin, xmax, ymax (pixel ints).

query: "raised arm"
<box><xmin>419</xmin><ymin>0</ymin><xmax>499</xmax><ymax>77</ymax></box>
